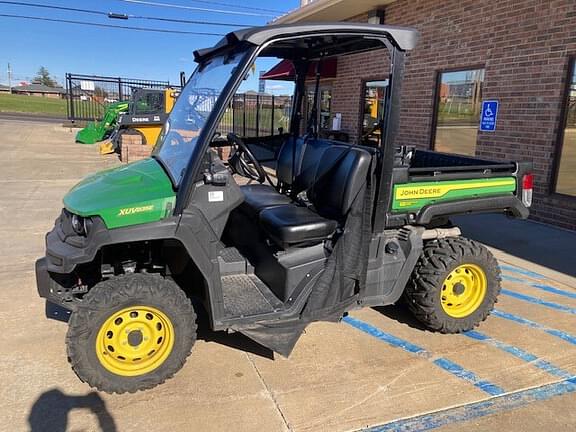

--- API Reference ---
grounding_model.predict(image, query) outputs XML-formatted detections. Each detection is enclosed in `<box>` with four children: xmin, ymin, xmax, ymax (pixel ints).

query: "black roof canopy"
<box><xmin>193</xmin><ymin>22</ymin><xmax>419</xmax><ymax>62</ymax></box>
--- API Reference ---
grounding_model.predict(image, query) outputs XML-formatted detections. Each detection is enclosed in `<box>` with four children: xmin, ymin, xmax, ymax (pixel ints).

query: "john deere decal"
<box><xmin>392</xmin><ymin>177</ymin><xmax>516</xmax><ymax>211</ymax></box>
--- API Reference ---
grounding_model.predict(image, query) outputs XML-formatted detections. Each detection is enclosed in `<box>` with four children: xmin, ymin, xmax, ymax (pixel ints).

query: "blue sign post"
<box><xmin>479</xmin><ymin>100</ymin><xmax>499</xmax><ymax>132</ymax></box>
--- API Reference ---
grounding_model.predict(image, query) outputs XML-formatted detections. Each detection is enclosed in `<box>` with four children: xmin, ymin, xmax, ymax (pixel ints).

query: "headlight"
<box><xmin>71</xmin><ymin>214</ymin><xmax>87</xmax><ymax>236</ymax></box>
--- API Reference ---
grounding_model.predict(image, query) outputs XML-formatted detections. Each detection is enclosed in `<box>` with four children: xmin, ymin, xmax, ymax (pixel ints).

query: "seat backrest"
<box><xmin>307</xmin><ymin>145</ymin><xmax>373</xmax><ymax>220</ymax></box>
<box><xmin>276</xmin><ymin>137</ymin><xmax>373</xmax><ymax>219</ymax></box>
<box><xmin>275</xmin><ymin>136</ymin><xmax>305</xmax><ymax>186</ymax></box>
<box><xmin>276</xmin><ymin>136</ymin><xmax>335</xmax><ymax>188</ymax></box>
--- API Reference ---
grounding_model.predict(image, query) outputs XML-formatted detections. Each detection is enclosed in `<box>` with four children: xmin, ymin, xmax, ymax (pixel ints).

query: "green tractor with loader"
<box><xmin>36</xmin><ymin>23</ymin><xmax>533</xmax><ymax>394</ymax></box>
<box><xmin>75</xmin><ymin>100</ymin><xmax>129</xmax><ymax>145</ymax></box>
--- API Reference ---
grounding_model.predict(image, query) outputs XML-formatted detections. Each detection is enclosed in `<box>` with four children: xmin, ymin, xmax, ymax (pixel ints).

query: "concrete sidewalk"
<box><xmin>454</xmin><ymin>214</ymin><xmax>576</xmax><ymax>279</ymax></box>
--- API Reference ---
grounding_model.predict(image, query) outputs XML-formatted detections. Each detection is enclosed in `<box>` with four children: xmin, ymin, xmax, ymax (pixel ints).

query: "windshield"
<box><xmin>154</xmin><ymin>50</ymin><xmax>245</xmax><ymax>185</ymax></box>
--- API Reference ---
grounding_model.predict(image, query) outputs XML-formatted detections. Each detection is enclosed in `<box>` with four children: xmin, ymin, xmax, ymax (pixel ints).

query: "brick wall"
<box><xmin>120</xmin><ymin>133</ymin><xmax>152</xmax><ymax>163</ymax></box>
<box><xmin>331</xmin><ymin>0</ymin><xmax>576</xmax><ymax>229</ymax></box>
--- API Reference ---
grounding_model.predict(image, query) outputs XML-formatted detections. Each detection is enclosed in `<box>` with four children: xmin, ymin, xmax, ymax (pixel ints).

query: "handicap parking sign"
<box><xmin>479</xmin><ymin>100</ymin><xmax>499</xmax><ymax>132</ymax></box>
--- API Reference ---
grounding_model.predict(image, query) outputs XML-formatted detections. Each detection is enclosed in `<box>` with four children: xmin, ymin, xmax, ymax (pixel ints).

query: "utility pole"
<box><xmin>7</xmin><ymin>63</ymin><xmax>12</xmax><ymax>94</ymax></box>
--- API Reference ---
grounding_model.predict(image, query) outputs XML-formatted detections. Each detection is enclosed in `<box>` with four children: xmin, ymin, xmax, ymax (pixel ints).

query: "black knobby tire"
<box><xmin>404</xmin><ymin>237</ymin><xmax>501</xmax><ymax>333</ymax></box>
<box><xmin>66</xmin><ymin>273</ymin><xmax>197</xmax><ymax>394</ymax></box>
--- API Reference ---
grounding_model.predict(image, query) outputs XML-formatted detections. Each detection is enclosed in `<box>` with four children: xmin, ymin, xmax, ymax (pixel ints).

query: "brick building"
<box><xmin>12</xmin><ymin>84</ymin><xmax>66</xmax><ymax>98</ymax></box>
<box><xmin>275</xmin><ymin>0</ymin><xmax>576</xmax><ymax>230</ymax></box>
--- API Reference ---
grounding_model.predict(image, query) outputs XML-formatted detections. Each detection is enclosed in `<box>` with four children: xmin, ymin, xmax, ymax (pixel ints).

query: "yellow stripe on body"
<box><xmin>395</xmin><ymin>179</ymin><xmax>516</xmax><ymax>200</ymax></box>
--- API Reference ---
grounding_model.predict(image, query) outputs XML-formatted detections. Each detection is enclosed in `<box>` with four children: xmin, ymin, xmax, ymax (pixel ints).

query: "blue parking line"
<box><xmin>361</xmin><ymin>377</ymin><xmax>576</xmax><ymax>432</ymax></box>
<box><xmin>501</xmin><ymin>274</ymin><xmax>576</xmax><ymax>300</ymax></box>
<box><xmin>492</xmin><ymin>309</ymin><xmax>576</xmax><ymax>345</ymax></box>
<box><xmin>502</xmin><ymin>274</ymin><xmax>532</xmax><ymax>284</ymax></box>
<box><xmin>530</xmin><ymin>282</ymin><xmax>576</xmax><ymax>300</ymax></box>
<box><xmin>501</xmin><ymin>289</ymin><xmax>576</xmax><ymax>315</ymax></box>
<box><xmin>431</xmin><ymin>358</ymin><xmax>505</xmax><ymax>396</ymax></box>
<box><xmin>343</xmin><ymin>316</ymin><xmax>504</xmax><ymax>396</ymax></box>
<box><xmin>500</xmin><ymin>264</ymin><xmax>544</xmax><ymax>280</ymax></box>
<box><xmin>464</xmin><ymin>330</ymin><xmax>574</xmax><ymax>379</ymax></box>
<box><xmin>342</xmin><ymin>316</ymin><xmax>426</xmax><ymax>355</ymax></box>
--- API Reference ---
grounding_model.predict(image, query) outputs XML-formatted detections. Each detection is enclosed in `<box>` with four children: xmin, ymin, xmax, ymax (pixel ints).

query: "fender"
<box><xmin>38</xmin><ymin>208</ymin><xmax>223</xmax><ymax>320</ymax></box>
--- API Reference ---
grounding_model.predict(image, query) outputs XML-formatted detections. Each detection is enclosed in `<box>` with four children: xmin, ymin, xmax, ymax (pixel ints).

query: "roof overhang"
<box><xmin>274</xmin><ymin>0</ymin><xmax>398</xmax><ymax>24</ymax></box>
<box><xmin>194</xmin><ymin>22</ymin><xmax>419</xmax><ymax>62</ymax></box>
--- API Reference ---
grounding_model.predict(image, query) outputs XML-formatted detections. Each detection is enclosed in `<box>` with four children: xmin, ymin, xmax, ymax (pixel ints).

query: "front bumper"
<box><xmin>44</xmin><ymin>210</ymin><xmax>110</xmax><ymax>274</ymax></box>
<box><xmin>35</xmin><ymin>257</ymin><xmax>77</xmax><ymax>311</ymax></box>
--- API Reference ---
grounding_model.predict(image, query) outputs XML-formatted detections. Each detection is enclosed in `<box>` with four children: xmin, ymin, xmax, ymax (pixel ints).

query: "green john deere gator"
<box><xmin>36</xmin><ymin>23</ymin><xmax>533</xmax><ymax>394</ymax></box>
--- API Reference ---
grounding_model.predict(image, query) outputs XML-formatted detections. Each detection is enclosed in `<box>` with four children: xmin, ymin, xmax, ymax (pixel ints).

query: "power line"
<box><xmin>0</xmin><ymin>13</ymin><xmax>225</xmax><ymax>35</ymax></box>
<box><xmin>118</xmin><ymin>0</ymin><xmax>277</xmax><ymax>18</ymax></box>
<box><xmin>0</xmin><ymin>1</ymin><xmax>103</xmax><ymax>17</ymax></box>
<box><xmin>172</xmin><ymin>0</ymin><xmax>284</xmax><ymax>14</ymax></box>
<box><xmin>0</xmin><ymin>1</ymin><xmax>253</xmax><ymax>27</ymax></box>
<box><xmin>135</xmin><ymin>15</ymin><xmax>246</xmax><ymax>27</ymax></box>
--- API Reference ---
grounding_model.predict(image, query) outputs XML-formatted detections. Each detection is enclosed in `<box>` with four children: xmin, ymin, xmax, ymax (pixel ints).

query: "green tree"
<box><xmin>94</xmin><ymin>86</ymin><xmax>109</xmax><ymax>98</ymax></box>
<box><xmin>33</xmin><ymin>66</ymin><xmax>57</xmax><ymax>87</ymax></box>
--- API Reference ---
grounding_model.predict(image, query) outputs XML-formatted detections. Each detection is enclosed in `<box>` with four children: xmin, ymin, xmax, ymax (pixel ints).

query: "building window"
<box><xmin>304</xmin><ymin>86</ymin><xmax>332</xmax><ymax>131</ymax></box>
<box><xmin>555</xmin><ymin>59</ymin><xmax>576</xmax><ymax>197</ymax></box>
<box><xmin>433</xmin><ymin>68</ymin><xmax>484</xmax><ymax>155</ymax></box>
<box><xmin>361</xmin><ymin>80</ymin><xmax>388</xmax><ymax>146</ymax></box>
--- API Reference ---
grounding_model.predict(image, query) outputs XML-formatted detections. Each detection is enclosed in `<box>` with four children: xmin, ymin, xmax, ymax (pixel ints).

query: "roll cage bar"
<box><xmin>175</xmin><ymin>23</ymin><xmax>419</xmax><ymax>233</ymax></box>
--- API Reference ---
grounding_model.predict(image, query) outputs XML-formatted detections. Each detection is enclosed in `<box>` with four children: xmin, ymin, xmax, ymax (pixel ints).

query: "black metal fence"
<box><xmin>219</xmin><ymin>93</ymin><xmax>293</xmax><ymax>137</ymax></box>
<box><xmin>65</xmin><ymin>73</ymin><xmax>293</xmax><ymax>137</ymax></box>
<box><xmin>65</xmin><ymin>73</ymin><xmax>173</xmax><ymax>122</ymax></box>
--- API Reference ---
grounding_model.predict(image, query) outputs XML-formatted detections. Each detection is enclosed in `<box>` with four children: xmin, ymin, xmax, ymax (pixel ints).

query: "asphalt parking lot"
<box><xmin>0</xmin><ymin>119</ymin><xmax>574</xmax><ymax>432</ymax></box>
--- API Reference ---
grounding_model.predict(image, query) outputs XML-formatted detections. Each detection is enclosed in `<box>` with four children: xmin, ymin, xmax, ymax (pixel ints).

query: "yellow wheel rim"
<box><xmin>441</xmin><ymin>264</ymin><xmax>487</xmax><ymax>318</ymax></box>
<box><xmin>96</xmin><ymin>306</ymin><xmax>174</xmax><ymax>377</ymax></box>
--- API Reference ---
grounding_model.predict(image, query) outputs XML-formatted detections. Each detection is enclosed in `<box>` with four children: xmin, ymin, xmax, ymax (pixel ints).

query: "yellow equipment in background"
<box><xmin>99</xmin><ymin>88</ymin><xmax>177</xmax><ymax>155</ymax></box>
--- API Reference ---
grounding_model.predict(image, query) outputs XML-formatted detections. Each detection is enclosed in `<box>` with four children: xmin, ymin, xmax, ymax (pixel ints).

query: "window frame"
<box><xmin>303</xmin><ymin>81</ymin><xmax>334</xmax><ymax>133</ymax></box>
<box><xmin>551</xmin><ymin>55</ymin><xmax>576</xmax><ymax>200</ymax></box>
<box><xmin>358</xmin><ymin>76</ymin><xmax>390</xmax><ymax>144</ymax></box>
<box><xmin>429</xmin><ymin>64</ymin><xmax>486</xmax><ymax>152</ymax></box>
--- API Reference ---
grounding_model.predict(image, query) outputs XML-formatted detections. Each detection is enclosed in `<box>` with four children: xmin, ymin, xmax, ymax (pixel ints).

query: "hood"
<box><xmin>64</xmin><ymin>158</ymin><xmax>176</xmax><ymax>229</ymax></box>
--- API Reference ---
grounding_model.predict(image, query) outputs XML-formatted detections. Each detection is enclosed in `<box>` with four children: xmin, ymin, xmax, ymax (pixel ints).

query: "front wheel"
<box><xmin>66</xmin><ymin>273</ymin><xmax>197</xmax><ymax>394</ymax></box>
<box><xmin>404</xmin><ymin>237</ymin><xmax>501</xmax><ymax>333</ymax></box>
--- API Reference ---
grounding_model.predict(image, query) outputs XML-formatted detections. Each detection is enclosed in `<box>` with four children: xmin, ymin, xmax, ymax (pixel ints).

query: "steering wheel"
<box><xmin>226</xmin><ymin>133</ymin><xmax>266</xmax><ymax>183</ymax></box>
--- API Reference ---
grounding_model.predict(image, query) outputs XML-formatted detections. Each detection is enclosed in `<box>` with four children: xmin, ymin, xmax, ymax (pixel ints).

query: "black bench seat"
<box><xmin>239</xmin><ymin>137</ymin><xmax>373</xmax><ymax>248</ymax></box>
<box><xmin>241</xmin><ymin>184</ymin><xmax>292</xmax><ymax>214</ymax></box>
<box><xmin>259</xmin><ymin>205</ymin><xmax>337</xmax><ymax>248</ymax></box>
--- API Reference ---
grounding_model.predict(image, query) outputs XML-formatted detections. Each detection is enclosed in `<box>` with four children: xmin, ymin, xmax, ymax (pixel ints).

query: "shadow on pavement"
<box><xmin>373</xmin><ymin>304</ymin><xmax>428</xmax><ymax>331</ymax></box>
<box><xmin>194</xmin><ymin>300</ymin><xmax>274</xmax><ymax>359</ymax></box>
<box><xmin>28</xmin><ymin>388</ymin><xmax>117</xmax><ymax>432</ymax></box>
<box><xmin>197</xmin><ymin>328</ymin><xmax>275</xmax><ymax>359</ymax></box>
<box><xmin>453</xmin><ymin>214</ymin><xmax>576</xmax><ymax>277</ymax></box>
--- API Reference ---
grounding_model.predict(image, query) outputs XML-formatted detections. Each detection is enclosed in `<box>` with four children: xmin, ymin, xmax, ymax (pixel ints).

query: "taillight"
<box><xmin>522</xmin><ymin>173</ymin><xmax>533</xmax><ymax>207</ymax></box>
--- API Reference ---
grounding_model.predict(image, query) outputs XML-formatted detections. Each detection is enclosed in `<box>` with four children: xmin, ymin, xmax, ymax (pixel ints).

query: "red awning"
<box><xmin>261</xmin><ymin>59</ymin><xmax>295</xmax><ymax>80</ymax></box>
<box><xmin>261</xmin><ymin>58</ymin><xmax>338</xmax><ymax>81</ymax></box>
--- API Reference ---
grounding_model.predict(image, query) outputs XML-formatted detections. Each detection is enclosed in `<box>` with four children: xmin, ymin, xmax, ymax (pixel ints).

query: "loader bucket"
<box><xmin>75</xmin><ymin>101</ymin><xmax>129</xmax><ymax>145</ymax></box>
<box><xmin>76</xmin><ymin>122</ymin><xmax>105</xmax><ymax>144</ymax></box>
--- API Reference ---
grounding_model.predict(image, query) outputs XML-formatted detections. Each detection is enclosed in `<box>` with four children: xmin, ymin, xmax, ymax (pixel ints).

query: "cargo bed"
<box><xmin>388</xmin><ymin>147</ymin><xmax>532</xmax><ymax>227</ymax></box>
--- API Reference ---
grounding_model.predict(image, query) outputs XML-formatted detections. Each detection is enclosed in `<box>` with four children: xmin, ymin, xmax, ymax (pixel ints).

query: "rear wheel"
<box><xmin>404</xmin><ymin>237</ymin><xmax>501</xmax><ymax>333</ymax></box>
<box><xmin>66</xmin><ymin>273</ymin><xmax>197</xmax><ymax>394</ymax></box>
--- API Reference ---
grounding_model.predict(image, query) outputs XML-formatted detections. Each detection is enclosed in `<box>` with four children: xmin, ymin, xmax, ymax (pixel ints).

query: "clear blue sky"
<box><xmin>0</xmin><ymin>0</ymin><xmax>299</xmax><ymax>86</ymax></box>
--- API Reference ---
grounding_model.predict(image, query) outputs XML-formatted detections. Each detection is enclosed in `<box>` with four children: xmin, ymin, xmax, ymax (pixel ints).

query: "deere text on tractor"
<box><xmin>35</xmin><ymin>23</ymin><xmax>533</xmax><ymax>394</ymax></box>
